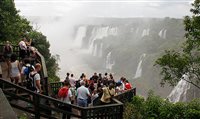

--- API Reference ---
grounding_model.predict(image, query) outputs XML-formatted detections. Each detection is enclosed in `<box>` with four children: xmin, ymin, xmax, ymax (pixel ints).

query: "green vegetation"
<box><xmin>124</xmin><ymin>91</ymin><xmax>200</xmax><ymax>119</ymax></box>
<box><xmin>0</xmin><ymin>0</ymin><xmax>60</xmax><ymax>82</ymax></box>
<box><xmin>155</xmin><ymin>0</ymin><xmax>200</xmax><ymax>89</ymax></box>
<box><xmin>0</xmin><ymin>0</ymin><xmax>32</xmax><ymax>42</ymax></box>
<box><xmin>18</xmin><ymin>113</ymin><xmax>28</xmax><ymax>119</ymax></box>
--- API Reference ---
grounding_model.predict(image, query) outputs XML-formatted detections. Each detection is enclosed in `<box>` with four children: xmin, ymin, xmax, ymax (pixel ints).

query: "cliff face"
<box><xmin>73</xmin><ymin>17</ymin><xmax>185</xmax><ymax>97</ymax></box>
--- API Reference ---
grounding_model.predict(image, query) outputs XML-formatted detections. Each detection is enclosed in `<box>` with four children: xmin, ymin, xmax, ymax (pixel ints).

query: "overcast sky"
<box><xmin>15</xmin><ymin>0</ymin><xmax>194</xmax><ymax>18</ymax></box>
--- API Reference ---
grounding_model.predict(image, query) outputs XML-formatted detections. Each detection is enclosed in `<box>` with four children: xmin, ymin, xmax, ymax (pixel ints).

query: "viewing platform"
<box><xmin>0</xmin><ymin>44</ymin><xmax>136</xmax><ymax>119</ymax></box>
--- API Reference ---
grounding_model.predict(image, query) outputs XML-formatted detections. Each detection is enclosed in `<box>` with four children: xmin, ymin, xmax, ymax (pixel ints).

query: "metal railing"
<box><xmin>0</xmin><ymin>78</ymin><xmax>123</xmax><ymax>119</ymax></box>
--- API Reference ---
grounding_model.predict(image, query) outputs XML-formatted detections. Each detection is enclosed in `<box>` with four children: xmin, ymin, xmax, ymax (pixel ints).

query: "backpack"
<box><xmin>24</xmin><ymin>64</ymin><xmax>34</xmax><ymax>76</ymax></box>
<box><xmin>26</xmin><ymin>73</ymin><xmax>37</xmax><ymax>91</ymax></box>
<box><xmin>58</xmin><ymin>87</ymin><xmax>69</xmax><ymax>98</ymax></box>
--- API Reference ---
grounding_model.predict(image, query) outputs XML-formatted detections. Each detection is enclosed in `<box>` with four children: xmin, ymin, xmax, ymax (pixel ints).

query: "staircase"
<box><xmin>0</xmin><ymin>44</ymin><xmax>134</xmax><ymax>119</ymax></box>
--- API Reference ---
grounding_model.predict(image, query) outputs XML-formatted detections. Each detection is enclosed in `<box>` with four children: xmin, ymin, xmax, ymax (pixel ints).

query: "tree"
<box><xmin>0</xmin><ymin>0</ymin><xmax>32</xmax><ymax>42</ymax></box>
<box><xmin>28</xmin><ymin>30</ymin><xmax>60</xmax><ymax>82</ymax></box>
<box><xmin>0</xmin><ymin>0</ymin><xmax>60</xmax><ymax>82</ymax></box>
<box><xmin>155</xmin><ymin>0</ymin><xmax>200</xmax><ymax>89</ymax></box>
<box><xmin>124</xmin><ymin>92</ymin><xmax>200</xmax><ymax>119</ymax></box>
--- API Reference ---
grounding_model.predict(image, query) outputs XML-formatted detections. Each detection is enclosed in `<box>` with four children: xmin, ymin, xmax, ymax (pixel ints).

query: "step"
<box><xmin>17</xmin><ymin>93</ymin><xmax>30</xmax><ymax>97</ymax></box>
<box><xmin>3</xmin><ymin>88</ymin><xmax>16</xmax><ymax>92</ymax></box>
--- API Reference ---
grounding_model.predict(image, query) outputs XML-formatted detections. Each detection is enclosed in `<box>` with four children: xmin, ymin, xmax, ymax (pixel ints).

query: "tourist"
<box><xmin>108</xmin><ymin>73</ymin><xmax>115</xmax><ymax>85</ymax></box>
<box><xmin>69</xmin><ymin>73</ymin><xmax>76</xmax><ymax>104</ymax></box>
<box><xmin>102</xmin><ymin>72</ymin><xmax>109</xmax><ymax>86</ymax></box>
<box><xmin>76</xmin><ymin>80</ymin><xmax>91</xmax><ymax>107</ymax></box>
<box><xmin>3</xmin><ymin>41</ymin><xmax>13</xmax><ymax>59</ymax></box>
<box><xmin>0</xmin><ymin>55</ymin><xmax>9</xmax><ymax>80</ymax></box>
<box><xmin>19</xmin><ymin>37</ymin><xmax>28</xmax><ymax>59</ymax></box>
<box><xmin>59</xmin><ymin>80</ymin><xmax>72</xmax><ymax>119</ymax></box>
<box><xmin>28</xmin><ymin>63</ymin><xmax>42</xmax><ymax>93</ymax></box>
<box><xmin>9</xmin><ymin>54</ymin><xmax>21</xmax><ymax>84</ymax></box>
<box><xmin>65</xmin><ymin>72</ymin><xmax>70</xmax><ymax>82</ymax></box>
<box><xmin>125</xmin><ymin>79</ymin><xmax>132</xmax><ymax>90</ymax></box>
<box><xmin>100</xmin><ymin>83</ymin><xmax>115</xmax><ymax>105</ymax></box>
<box><xmin>90</xmin><ymin>72</ymin><xmax>98</xmax><ymax>83</ymax></box>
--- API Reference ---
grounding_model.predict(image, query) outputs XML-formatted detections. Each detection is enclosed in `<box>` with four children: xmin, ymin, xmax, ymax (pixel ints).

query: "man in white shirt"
<box><xmin>18</xmin><ymin>38</ymin><xmax>27</xmax><ymax>59</ymax></box>
<box><xmin>28</xmin><ymin>63</ymin><xmax>42</xmax><ymax>93</ymax></box>
<box><xmin>76</xmin><ymin>80</ymin><xmax>91</xmax><ymax>107</ymax></box>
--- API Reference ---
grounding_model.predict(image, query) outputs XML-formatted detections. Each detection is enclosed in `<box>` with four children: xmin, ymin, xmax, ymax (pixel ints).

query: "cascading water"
<box><xmin>163</xmin><ymin>29</ymin><xmax>167</xmax><ymax>39</ymax></box>
<box><xmin>93</xmin><ymin>43</ymin><xmax>98</xmax><ymax>56</ymax></box>
<box><xmin>74</xmin><ymin>26</ymin><xmax>87</xmax><ymax>47</ymax></box>
<box><xmin>158</xmin><ymin>29</ymin><xmax>167</xmax><ymax>39</ymax></box>
<box><xmin>167</xmin><ymin>74</ymin><xmax>191</xmax><ymax>103</ymax></box>
<box><xmin>88</xmin><ymin>26</ymin><xmax>118</xmax><ymax>56</ymax></box>
<box><xmin>142</xmin><ymin>28</ymin><xmax>150</xmax><ymax>37</ymax></box>
<box><xmin>142</xmin><ymin>29</ymin><xmax>146</xmax><ymax>37</ymax></box>
<box><xmin>134</xmin><ymin>53</ymin><xmax>146</xmax><ymax>78</ymax></box>
<box><xmin>105</xmin><ymin>51</ymin><xmax>115</xmax><ymax>71</ymax></box>
<box><xmin>158</xmin><ymin>29</ymin><xmax>163</xmax><ymax>38</ymax></box>
<box><xmin>98</xmin><ymin>43</ymin><xmax>103</xmax><ymax>57</ymax></box>
<box><xmin>88</xmin><ymin>27</ymin><xmax>109</xmax><ymax>54</ymax></box>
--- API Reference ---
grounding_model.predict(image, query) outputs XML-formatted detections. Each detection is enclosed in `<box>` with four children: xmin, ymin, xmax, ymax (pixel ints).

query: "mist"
<box><xmin>15</xmin><ymin>0</ymin><xmax>193</xmax><ymax>80</ymax></box>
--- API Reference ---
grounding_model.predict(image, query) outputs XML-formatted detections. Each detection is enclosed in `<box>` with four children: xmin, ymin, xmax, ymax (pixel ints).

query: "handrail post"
<box><xmin>81</xmin><ymin>108</ymin><xmax>87</xmax><ymax>119</ymax></box>
<box><xmin>44</xmin><ymin>77</ymin><xmax>48</xmax><ymax>96</ymax></box>
<box><xmin>120</xmin><ymin>105</ymin><xmax>124</xmax><ymax>119</ymax></box>
<box><xmin>33</xmin><ymin>94</ymin><xmax>40</xmax><ymax>119</ymax></box>
<box><xmin>134</xmin><ymin>88</ymin><xmax>136</xmax><ymax>96</ymax></box>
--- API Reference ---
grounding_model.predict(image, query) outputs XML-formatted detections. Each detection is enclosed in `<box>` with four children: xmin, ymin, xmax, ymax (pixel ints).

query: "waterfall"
<box><xmin>105</xmin><ymin>52</ymin><xmax>115</xmax><ymax>71</ymax></box>
<box><xmin>142</xmin><ymin>29</ymin><xmax>146</xmax><ymax>37</ymax></box>
<box><xmin>167</xmin><ymin>74</ymin><xmax>191</xmax><ymax>103</ymax></box>
<box><xmin>158</xmin><ymin>29</ymin><xmax>167</xmax><ymax>39</ymax></box>
<box><xmin>163</xmin><ymin>29</ymin><xmax>167</xmax><ymax>39</ymax></box>
<box><xmin>93</xmin><ymin>43</ymin><xmax>98</xmax><ymax>56</ymax></box>
<box><xmin>88</xmin><ymin>26</ymin><xmax>118</xmax><ymax>55</ymax></box>
<box><xmin>158</xmin><ymin>29</ymin><xmax>163</xmax><ymax>38</ymax></box>
<box><xmin>134</xmin><ymin>53</ymin><xmax>146</xmax><ymax>78</ymax></box>
<box><xmin>74</xmin><ymin>26</ymin><xmax>87</xmax><ymax>47</ymax></box>
<box><xmin>88</xmin><ymin>27</ymin><xmax>109</xmax><ymax>54</ymax></box>
<box><xmin>142</xmin><ymin>28</ymin><xmax>150</xmax><ymax>37</ymax></box>
<box><xmin>99</xmin><ymin>43</ymin><xmax>103</xmax><ymax>57</ymax></box>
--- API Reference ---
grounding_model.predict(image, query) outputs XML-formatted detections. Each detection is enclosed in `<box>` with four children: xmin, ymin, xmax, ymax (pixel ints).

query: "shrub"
<box><xmin>123</xmin><ymin>92</ymin><xmax>200</xmax><ymax>119</ymax></box>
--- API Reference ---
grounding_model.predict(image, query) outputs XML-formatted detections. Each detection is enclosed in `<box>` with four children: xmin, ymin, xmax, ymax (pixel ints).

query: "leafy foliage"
<box><xmin>155</xmin><ymin>0</ymin><xmax>200</xmax><ymax>89</ymax></box>
<box><xmin>124</xmin><ymin>92</ymin><xmax>200</xmax><ymax>119</ymax></box>
<box><xmin>0</xmin><ymin>0</ymin><xmax>32</xmax><ymax>42</ymax></box>
<box><xmin>28</xmin><ymin>31</ymin><xmax>60</xmax><ymax>82</ymax></box>
<box><xmin>0</xmin><ymin>0</ymin><xmax>60</xmax><ymax>82</ymax></box>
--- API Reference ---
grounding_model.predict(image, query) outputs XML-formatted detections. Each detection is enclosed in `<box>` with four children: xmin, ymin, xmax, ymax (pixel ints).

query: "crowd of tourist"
<box><xmin>58</xmin><ymin>72</ymin><xmax>132</xmax><ymax>119</ymax></box>
<box><xmin>60</xmin><ymin>72</ymin><xmax>132</xmax><ymax>106</ymax></box>
<box><xmin>0</xmin><ymin>38</ymin><xmax>41</xmax><ymax>93</ymax></box>
<box><xmin>0</xmin><ymin>39</ymin><xmax>133</xmax><ymax>119</ymax></box>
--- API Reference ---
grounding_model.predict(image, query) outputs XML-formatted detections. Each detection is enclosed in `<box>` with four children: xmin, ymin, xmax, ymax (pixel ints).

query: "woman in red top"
<box><xmin>125</xmin><ymin>80</ymin><xmax>132</xmax><ymax>90</ymax></box>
